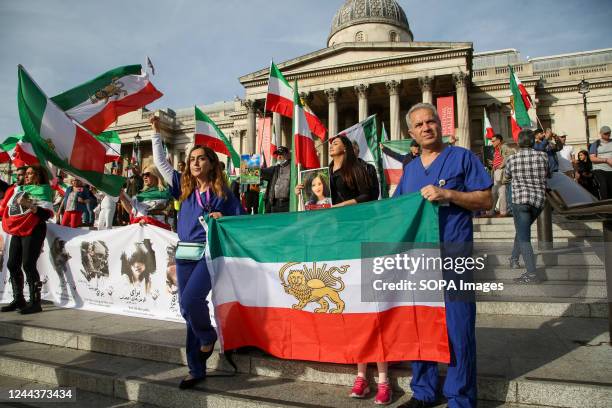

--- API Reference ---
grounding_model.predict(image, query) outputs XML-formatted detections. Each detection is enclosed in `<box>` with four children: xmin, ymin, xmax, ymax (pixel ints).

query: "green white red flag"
<box><xmin>0</xmin><ymin>133</ymin><xmax>39</xmax><ymax>167</ymax></box>
<box><xmin>483</xmin><ymin>108</ymin><xmax>494</xmax><ymax>146</ymax></box>
<box><xmin>292</xmin><ymin>81</ymin><xmax>320</xmax><ymax>170</ymax></box>
<box><xmin>207</xmin><ymin>193</ymin><xmax>450</xmax><ymax>364</ymax></box>
<box><xmin>380</xmin><ymin>139</ymin><xmax>411</xmax><ymax>185</ymax></box>
<box><xmin>17</xmin><ymin>65</ymin><xmax>125</xmax><ymax>196</ymax></box>
<box><xmin>509</xmin><ymin>66</ymin><xmax>532</xmax><ymax>128</ymax></box>
<box><xmin>51</xmin><ymin>64</ymin><xmax>163</xmax><ymax>134</ymax></box>
<box><xmin>94</xmin><ymin>130</ymin><xmax>122</xmax><ymax>163</ymax></box>
<box><xmin>194</xmin><ymin>106</ymin><xmax>241</xmax><ymax>168</ymax></box>
<box><xmin>265</xmin><ymin>62</ymin><xmax>326</xmax><ymax>140</ymax></box>
<box><xmin>265</xmin><ymin>62</ymin><xmax>294</xmax><ymax>118</ymax></box>
<box><xmin>337</xmin><ymin>114</ymin><xmax>379</xmax><ymax>163</ymax></box>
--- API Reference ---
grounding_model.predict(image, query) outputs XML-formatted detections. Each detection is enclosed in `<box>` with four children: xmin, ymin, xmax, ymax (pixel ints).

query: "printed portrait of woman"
<box><xmin>120</xmin><ymin>239</ymin><xmax>157</xmax><ymax>294</ymax></box>
<box><xmin>80</xmin><ymin>241</ymin><xmax>109</xmax><ymax>282</ymax></box>
<box><xmin>166</xmin><ymin>244</ymin><xmax>178</xmax><ymax>295</ymax></box>
<box><xmin>305</xmin><ymin>172</ymin><xmax>332</xmax><ymax>210</ymax></box>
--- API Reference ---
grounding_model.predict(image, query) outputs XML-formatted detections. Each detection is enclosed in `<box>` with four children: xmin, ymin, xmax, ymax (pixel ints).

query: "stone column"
<box><xmin>324</xmin><ymin>88</ymin><xmax>339</xmax><ymax>166</ymax></box>
<box><xmin>172</xmin><ymin>150</ymin><xmax>180</xmax><ymax>170</ymax></box>
<box><xmin>453</xmin><ymin>72</ymin><xmax>471</xmax><ymax>150</ymax></box>
<box><xmin>244</xmin><ymin>99</ymin><xmax>257</xmax><ymax>154</ymax></box>
<box><xmin>355</xmin><ymin>84</ymin><xmax>369</xmax><ymax>121</ymax></box>
<box><xmin>419</xmin><ymin>76</ymin><xmax>433</xmax><ymax>105</ymax></box>
<box><xmin>386</xmin><ymin>80</ymin><xmax>401</xmax><ymax>140</ymax></box>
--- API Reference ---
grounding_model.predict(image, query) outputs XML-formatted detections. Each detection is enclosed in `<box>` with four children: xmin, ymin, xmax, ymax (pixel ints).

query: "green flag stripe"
<box><xmin>270</xmin><ymin>62</ymin><xmax>291</xmax><ymax>88</ymax></box>
<box><xmin>509</xmin><ymin>66</ymin><xmax>531</xmax><ymax>127</ymax></box>
<box><xmin>18</xmin><ymin>66</ymin><xmax>47</xmax><ymax>134</ymax></box>
<box><xmin>0</xmin><ymin>134</ymin><xmax>24</xmax><ymax>151</ymax></box>
<box><xmin>95</xmin><ymin>130</ymin><xmax>121</xmax><ymax>144</ymax></box>
<box><xmin>208</xmin><ymin>193</ymin><xmax>439</xmax><ymax>262</ymax></box>
<box><xmin>51</xmin><ymin>65</ymin><xmax>142</xmax><ymax>110</ymax></box>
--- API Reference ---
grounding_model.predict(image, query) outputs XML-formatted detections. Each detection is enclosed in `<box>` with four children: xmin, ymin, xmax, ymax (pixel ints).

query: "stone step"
<box><xmin>0</xmin><ymin>374</ymin><xmax>157</xmax><ymax>408</ymax></box>
<box><xmin>477</xmin><ymin>266</ymin><xmax>605</xmax><ymax>282</ymax></box>
<box><xmin>473</xmin><ymin>218</ymin><xmax>602</xmax><ymax>228</ymax></box>
<box><xmin>476</xmin><ymin>299</ymin><xmax>607</xmax><ymax>318</ymax></box>
<box><xmin>0</xmin><ymin>309</ymin><xmax>610</xmax><ymax>408</ymax></box>
<box><xmin>473</xmin><ymin>224</ymin><xmax>602</xmax><ymax>233</ymax></box>
<box><xmin>473</xmin><ymin>231</ymin><xmax>602</xmax><ymax>239</ymax></box>
<box><xmin>475</xmin><ymin>280</ymin><xmax>607</xmax><ymax>300</ymax></box>
<box><xmin>479</xmin><ymin>253</ymin><xmax>604</xmax><ymax>267</ymax></box>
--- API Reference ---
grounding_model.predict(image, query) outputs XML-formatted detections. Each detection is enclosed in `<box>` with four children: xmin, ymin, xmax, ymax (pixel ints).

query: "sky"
<box><xmin>0</xmin><ymin>0</ymin><xmax>611</xmax><ymax>137</ymax></box>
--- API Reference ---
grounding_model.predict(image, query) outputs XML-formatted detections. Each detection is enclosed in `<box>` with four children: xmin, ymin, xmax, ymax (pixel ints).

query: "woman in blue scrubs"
<box><xmin>150</xmin><ymin>117</ymin><xmax>244</xmax><ymax>389</ymax></box>
<box><xmin>394</xmin><ymin>103</ymin><xmax>492</xmax><ymax>408</ymax></box>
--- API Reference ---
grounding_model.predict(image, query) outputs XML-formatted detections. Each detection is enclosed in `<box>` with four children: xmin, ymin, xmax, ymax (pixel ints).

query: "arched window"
<box><xmin>389</xmin><ymin>31</ymin><xmax>398</xmax><ymax>42</ymax></box>
<box><xmin>355</xmin><ymin>31</ymin><xmax>365</xmax><ymax>42</ymax></box>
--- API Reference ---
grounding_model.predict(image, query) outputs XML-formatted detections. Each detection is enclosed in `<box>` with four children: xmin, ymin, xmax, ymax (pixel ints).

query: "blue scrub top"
<box><xmin>393</xmin><ymin>145</ymin><xmax>492</xmax><ymax>244</ymax></box>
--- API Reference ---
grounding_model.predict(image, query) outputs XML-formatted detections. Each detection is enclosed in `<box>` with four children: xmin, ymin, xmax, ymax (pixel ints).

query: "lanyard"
<box><xmin>195</xmin><ymin>188</ymin><xmax>212</xmax><ymax>212</ymax></box>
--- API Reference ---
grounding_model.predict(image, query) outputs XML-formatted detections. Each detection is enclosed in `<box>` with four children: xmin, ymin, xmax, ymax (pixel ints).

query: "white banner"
<box><xmin>0</xmin><ymin>223</ymin><xmax>190</xmax><ymax>323</ymax></box>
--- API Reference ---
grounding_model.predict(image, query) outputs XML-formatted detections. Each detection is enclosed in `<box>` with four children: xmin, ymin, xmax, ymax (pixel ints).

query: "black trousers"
<box><xmin>593</xmin><ymin>170</ymin><xmax>612</xmax><ymax>200</ymax></box>
<box><xmin>270</xmin><ymin>199</ymin><xmax>289</xmax><ymax>213</ymax></box>
<box><xmin>7</xmin><ymin>222</ymin><xmax>47</xmax><ymax>287</ymax></box>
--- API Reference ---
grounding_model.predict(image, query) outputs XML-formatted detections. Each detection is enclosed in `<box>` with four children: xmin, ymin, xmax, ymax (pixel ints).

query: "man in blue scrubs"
<box><xmin>394</xmin><ymin>103</ymin><xmax>493</xmax><ymax>408</ymax></box>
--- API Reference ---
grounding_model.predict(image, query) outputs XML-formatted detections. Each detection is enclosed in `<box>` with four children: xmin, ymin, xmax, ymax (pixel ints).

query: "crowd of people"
<box><xmin>0</xmin><ymin>103</ymin><xmax>610</xmax><ymax>407</ymax></box>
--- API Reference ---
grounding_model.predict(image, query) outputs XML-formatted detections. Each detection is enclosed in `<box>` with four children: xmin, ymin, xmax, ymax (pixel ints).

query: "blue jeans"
<box><xmin>506</xmin><ymin>185</ymin><xmax>512</xmax><ymax>216</ymax></box>
<box><xmin>176</xmin><ymin>257</ymin><xmax>217</xmax><ymax>378</ymax></box>
<box><xmin>510</xmin><ymin>203</ymin><xmax>543</xmax><ymax>274</ymax></box>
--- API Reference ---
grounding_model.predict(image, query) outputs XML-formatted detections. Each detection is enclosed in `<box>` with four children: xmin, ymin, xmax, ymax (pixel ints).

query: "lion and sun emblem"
<box><xmin>279</xmin><ymin>262</ymin><xmax>349</xmax><ymax>314</ymax></box>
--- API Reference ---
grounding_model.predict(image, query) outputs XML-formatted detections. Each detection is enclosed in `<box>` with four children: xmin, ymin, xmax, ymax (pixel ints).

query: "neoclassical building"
<box><xmin>110</xmin><ymin>0</ymin><xmax>612</xmax><ymax>170</ymax></box>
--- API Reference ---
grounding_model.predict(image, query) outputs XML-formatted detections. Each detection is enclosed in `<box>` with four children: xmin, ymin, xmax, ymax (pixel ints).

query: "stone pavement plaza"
<box><xmin>0</xmin><ymin>305</ymin><xmax>609</xmax><ymax>408</ymax></box>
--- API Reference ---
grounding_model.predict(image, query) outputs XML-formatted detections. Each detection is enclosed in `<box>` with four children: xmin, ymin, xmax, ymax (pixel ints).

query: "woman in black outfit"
<box><xmin>575</xmin><ymin>150</ymin><xmax>598</xmax><ymax>198</ymax></box>
<box><xmin>295</xmin><ymin>135</ymin><xmax>375</xmax><ymax>206</ymax></box>
<box><xmin>328</xmin><ymin>135</ymin><xmax>374</xmax><ymax>206</ymax></box>
<box><xmin>0</xmin><ymin>165</ymin><xmax>53</xmax><ymax>314</ymax></box>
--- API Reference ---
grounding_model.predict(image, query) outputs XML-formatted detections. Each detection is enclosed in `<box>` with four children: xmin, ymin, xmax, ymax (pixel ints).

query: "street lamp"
<box><xmin>578</xmin><ymin>79</ymin><xmax>590</xmax><ymax>147</ymax></box>
<box><xmin>134</xmin><ymin>133</ymin><xmax>142</xmax><ymax>171</ymax></box>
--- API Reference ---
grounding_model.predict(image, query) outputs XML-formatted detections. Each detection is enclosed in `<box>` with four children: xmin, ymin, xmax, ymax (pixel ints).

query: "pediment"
<box><xmin>240</xmin><ymin>41</ymin><xmax>472</xmax><ymax>85</ymax></box>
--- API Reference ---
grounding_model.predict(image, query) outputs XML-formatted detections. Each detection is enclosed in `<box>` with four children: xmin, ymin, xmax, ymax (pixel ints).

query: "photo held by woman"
<box><xmin>2</xmin><ymin>2</ymin><xmax>612</xmax><ymax>405</ymax></box>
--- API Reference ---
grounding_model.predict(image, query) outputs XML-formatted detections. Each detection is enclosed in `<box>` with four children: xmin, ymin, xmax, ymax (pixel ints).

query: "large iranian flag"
<box><xmin>0</xmin><ymin>134</ymin><xmax>39</xmax><ymax>167</ymax></box>
<box><xmin>509</xmin><ymin>66</ymin><xmax>532</xmax><ymax>128</ymax></box>
<box><xmin>381</xmin><ymin>139</ymin><xmax>411</xmax><ymax>185</ymax></box>
<box><xmin>194</xmin><ymin>106</ymin><xmax>240</xmax><ymax>168</ymax></box>
<box><xmin>51</xmin><ymin>65</ymin><xmax>163</xmax><ymax>134</ymax></box>
<box><xmin>265</xmin><ymin>62</ymin><xmax>326</xmax><ymax>140</ymax></box>
<box><xmin>207</xmin><ymin>193</ymin><xmax>450</xmax><ymax>364</ymax></box>
<box><xmin>17</xmin><ymin>65</ymin><xmax>125</xmax><ymax>196</ymax></box>
<box><xmin>94</xmin><ymin>130</ymin><xmax>122</xmax><ymax>163</ymax></box>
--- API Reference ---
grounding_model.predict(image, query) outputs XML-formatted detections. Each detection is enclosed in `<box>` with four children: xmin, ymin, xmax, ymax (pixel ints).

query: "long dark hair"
<box><xmin>307</xmin><ymin>173</ymin><xmax>331</xmax><ymax>204</ymax></box>
<box><xmin>25</xmin><ymin>165</ymin><xmax>50</xmax><ymax>185</ymax></box>
<box><xmin>329</xmin><ymin>136</ymin><xmax>371</xmax><ymax>190</ymax></box>
<box><xmin>179</xmin><ymin>145</ymin><xmax>226</xmax><ymax>202</ymax></box>
<box><xmin>577</xmin><ymin>150</ymin><xmax>593</xmax><ymax>171</ymax></box>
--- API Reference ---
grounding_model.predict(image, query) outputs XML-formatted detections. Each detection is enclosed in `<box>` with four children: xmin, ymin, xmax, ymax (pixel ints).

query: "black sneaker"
<box><xmin>398</xmin><ymin>397</ymin><xmax>436</xmax><ymax>408</ymax></box>
<box><xmin>513</xmin><ymin>273</ymin><xmax>541</xmax><ymax>284</ymax></box>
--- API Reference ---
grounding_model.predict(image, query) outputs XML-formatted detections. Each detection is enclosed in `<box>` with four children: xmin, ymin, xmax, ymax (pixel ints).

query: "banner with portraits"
<box><xmin>0</xmin><ymin>224</ymin><xmax>193</xmax><ymax>323</ymax></box>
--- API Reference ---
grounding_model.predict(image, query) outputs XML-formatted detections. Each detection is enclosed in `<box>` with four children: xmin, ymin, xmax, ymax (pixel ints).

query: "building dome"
<box><xmin>328</xmin><ymin>0</ymin><xmax>413</xmax><ymax>46</ymax></box>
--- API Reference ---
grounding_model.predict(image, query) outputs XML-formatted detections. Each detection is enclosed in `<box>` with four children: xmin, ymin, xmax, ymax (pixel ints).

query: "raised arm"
<box><xmin>150</xmin><ymin>117</ymin><xmax>175</xmax><ymax>187</ymax></box>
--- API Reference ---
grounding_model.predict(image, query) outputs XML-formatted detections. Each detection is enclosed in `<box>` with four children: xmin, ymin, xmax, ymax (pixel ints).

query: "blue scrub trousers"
<box><xmin>410</xmin><ymin>298</ymin><xmax>477</xmax><ymax>408</ymax></box>
<box><xmin>176</xmin><ymin>257</ymin><xmax>217</xmax><ymax>378</ymax></box>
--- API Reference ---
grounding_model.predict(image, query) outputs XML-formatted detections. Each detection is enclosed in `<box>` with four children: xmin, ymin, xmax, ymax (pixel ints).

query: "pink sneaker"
<box><xmin>374</xmin><ymin>381</ymin><xmax>392</xmax><ymax>405</ymax></box>
<box><xmin>350</xmin><ymin>376</ymin><xmax>370</xmax><ymax>398</ymax></box>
